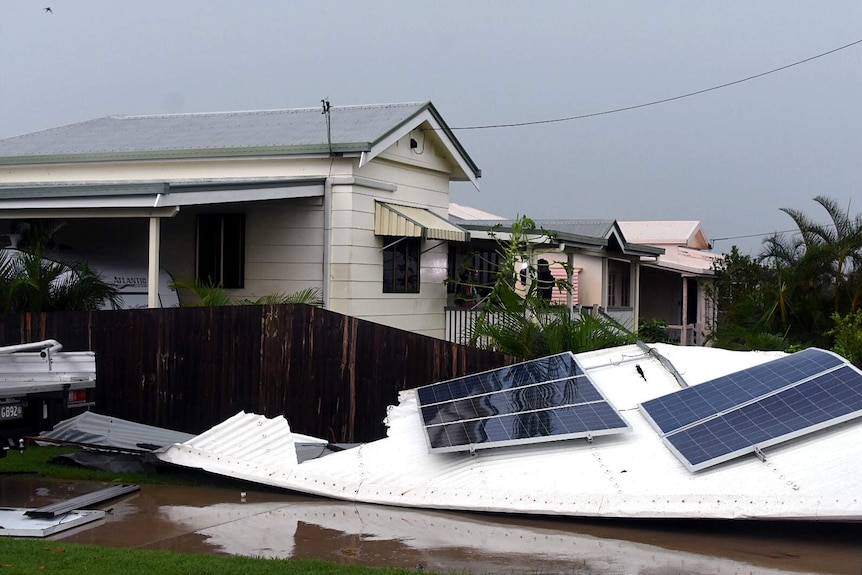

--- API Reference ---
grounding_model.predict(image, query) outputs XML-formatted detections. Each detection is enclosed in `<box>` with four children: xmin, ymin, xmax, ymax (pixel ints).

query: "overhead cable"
<box><xmin>452</xmin><ymin>38</ymin><xmax>862</xmax><ymax>131</ymax></box>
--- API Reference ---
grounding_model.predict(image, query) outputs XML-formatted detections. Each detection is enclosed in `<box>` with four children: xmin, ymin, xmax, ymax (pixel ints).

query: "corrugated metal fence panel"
<box><xmin>0</xmin><ymin>305</ymin><xmax>515</xmax><ymax>442</ymax></box>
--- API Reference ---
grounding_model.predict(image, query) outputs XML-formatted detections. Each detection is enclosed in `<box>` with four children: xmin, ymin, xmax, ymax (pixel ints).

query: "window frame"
<box><xmin>382</xmin><ymin>236</ymin><xmax>420</xmax><ymax>294</ymax></box>
<box><xmin>196</xmin><ymin>213</ymin><xmax>246</xmax><ymax>289</ymax></box>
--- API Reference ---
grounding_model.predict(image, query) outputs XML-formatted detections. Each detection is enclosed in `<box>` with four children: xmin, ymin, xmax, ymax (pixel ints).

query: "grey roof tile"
<box><xmin>0</xmin><ymin>102</ymin><xmax>430</xmax><ymax>160</ymax></box>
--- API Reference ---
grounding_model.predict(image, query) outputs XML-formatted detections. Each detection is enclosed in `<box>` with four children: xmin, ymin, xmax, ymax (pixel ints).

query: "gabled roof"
<box><xmin>618</xmin><ymin>221</ymin><xmax>710</xmax><ymax>249</ymax></box>
<box><xmin>0</xmin><ymin>101</ymin><xmax>480</xmax><ymax>186</ymax></box>
<box><xmin>458</xmin><ymin>218</ymin><xmax>663</xmax><ymax>257</ymax></box>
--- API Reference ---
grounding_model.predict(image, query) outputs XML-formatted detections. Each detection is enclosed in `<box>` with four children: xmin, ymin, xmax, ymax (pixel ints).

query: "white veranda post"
<box><xmin>148</xmin><ymin>217</ymin><xmax>161</xmax><ymax>308</ymax></box>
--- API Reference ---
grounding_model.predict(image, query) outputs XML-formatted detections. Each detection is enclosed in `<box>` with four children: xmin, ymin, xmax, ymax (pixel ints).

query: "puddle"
<box><xmin>2</xmin><ymin>476</ymin><xmax>861</xmax><ymax>574</ymax></box>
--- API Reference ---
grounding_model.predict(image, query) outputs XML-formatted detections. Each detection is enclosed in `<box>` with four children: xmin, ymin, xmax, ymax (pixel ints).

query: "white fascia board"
<box><xmin>0</xmin><ymin>196</ymin><xmax>163</xmax><ymax>210</ymax></box>
<box><xmin>0</xmin><ymin>207</ymin><xmax>179</xmax><ymax>219</ymax></box>
<box><xmin>360</xmin><ymin>109</ymin><xmax>480</xmax><ymax>190</ymax></box>
<box><xmin>463</xmin><ymin>230</ymin><xmax>555</xmax><ymax>247</ymax></box>
<box><xmin>328</xmin><ymin>176</ymin><xmax>397</xmax><ymax>192</ymax></box>
<box><xmin>467</xmin><ymin>230</ymin><xmax>510</xmax><ymax>241</ymax></box>
<box><xmin>640</xmin><ymin>260</ymin><xmax>715</xmax><ymax>276</ymax></box>
<box><xmin>0</xmin><ymin>192</ymin><xmax>181</xmax><ymax>218</ymax></box>
<box><xmin>163</xmin><ymin>182</ymin><xmax>324</xmax><ymax>206</ymax></box>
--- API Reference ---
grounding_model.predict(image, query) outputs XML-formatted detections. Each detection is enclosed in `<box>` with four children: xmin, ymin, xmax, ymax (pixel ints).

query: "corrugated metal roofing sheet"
<box><xmin>448</xmin><ymin>202</ymin><xmax>506</xmax><ymax>221</ymax></box>
<box><xmin>157</xmin><ymin>344</ymin><xmax>862</xmax><ymax>521</ymax></box>
<box><xmin>39</xmin><ymin>411</ymin><xmax>195</xmax><ymax>451</ymax></box>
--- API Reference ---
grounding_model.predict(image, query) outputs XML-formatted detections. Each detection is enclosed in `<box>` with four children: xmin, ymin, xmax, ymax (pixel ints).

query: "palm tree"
<box><xmin>771</xmin><ymin>196</ymin><xmax>862</xmax><ymax>312</ymax></box>
<box><xmin>757</xmin><ymin>196</ymin><xmax>862</xmax><ymax>347</ymax></box>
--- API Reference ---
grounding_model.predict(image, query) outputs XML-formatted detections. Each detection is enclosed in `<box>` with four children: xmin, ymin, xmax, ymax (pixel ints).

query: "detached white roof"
<box><xmin>647</xmin><ymin>245</ymin><xmax>723</xmax><ymax>275</ymax></box>
<box><xmin>158</xmin><ymin>344</ymin><xmax>862</xmax><ymax>521</ymax></box>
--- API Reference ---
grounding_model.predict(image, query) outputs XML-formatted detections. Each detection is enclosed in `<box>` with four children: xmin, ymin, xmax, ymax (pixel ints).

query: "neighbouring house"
<box><xmin>448</xmin><ymin>207</ymin><xmax>719</xmax><ymax>346</ymax></box>
<box><xmin>618</xmin><ymin>221</ymin><xmax>721</xmax><ymax>346</ymax></box>
<box><xmin>445</xmin><ymin>211</ymin><xmax>664</xmax><ymax>342</ymax></box>
<box><xmin>0</xmin><ymin>101</ymin><xmax>479</xmax><ymax>339</ymax></box>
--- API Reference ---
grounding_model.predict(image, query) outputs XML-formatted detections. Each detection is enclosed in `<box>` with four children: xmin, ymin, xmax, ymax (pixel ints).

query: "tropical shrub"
<box><xmin>830</xmin><ymin>310</ymin><xmax>862</xmax><ymax>367</ymax></box>
<box><xmin>637</xmin><ymin>318</ymin><xmax>670</xmax><ymax>343</ymax></box>
<box><xmin>171</xmin><ymin>279</ymin><xmax>323</xmax><ymax>307</ymax></box>
<box><xmin>709</xmin><ymin>196</ymin><xmax>862</xmax><ymax>352</ymax></box>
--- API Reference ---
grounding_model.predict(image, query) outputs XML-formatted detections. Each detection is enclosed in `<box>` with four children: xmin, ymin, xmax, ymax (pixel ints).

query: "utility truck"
<box><xmin>0</xmin><ymin>340</ymin><xmax>96</xmax><ymax>456</ymax></box>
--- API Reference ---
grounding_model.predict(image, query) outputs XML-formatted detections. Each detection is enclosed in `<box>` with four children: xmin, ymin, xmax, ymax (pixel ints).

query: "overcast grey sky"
<box><xmin>2</xmin><ymin>1</ymin><xmax>860</xmax><ymax>255</ymax></box>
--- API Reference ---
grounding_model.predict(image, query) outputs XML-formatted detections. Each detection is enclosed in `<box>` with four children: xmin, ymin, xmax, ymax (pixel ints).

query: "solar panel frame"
<box><xmin>417</xmin><ymin>352</ymin><xmax>630</xmax><ymax>453</ymax></box>
<box><xmin>639</xmin><ymin>349</ymin><xmax>862</xmax><ymax>472</ymax></box>
<box><xmin>639</xmin><ymin>348</ymin><xmax>845</xmax><ymax>435</ymax></box>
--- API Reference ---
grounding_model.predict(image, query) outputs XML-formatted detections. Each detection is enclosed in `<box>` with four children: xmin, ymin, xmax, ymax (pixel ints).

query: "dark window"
<box><xmin>621</xmin><ymin>274</ymin><xmax>631</xmax><ymax>307</ymax></box>
<box><xmin>383</xmin><ymin>237</ymin><xmax>420</xmax><ymax>293</ymax></box>
<box><xmin>447</xmin><ymin>247</ymin><xmax>501</xmax><ymax>297</ymax></box>
<box><xmin>197</xmin><ymin>213</ymin><xmax>245</xmax><ymax>288</ymax></box>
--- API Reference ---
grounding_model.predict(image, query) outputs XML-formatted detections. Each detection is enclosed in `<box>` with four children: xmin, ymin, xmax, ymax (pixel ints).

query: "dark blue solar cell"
<box><xmin>641</xmin><ymin>348</ymin><xmax>844</xmax><ymax>435</ymax></box>
<box><xmin>435</xmin><ymin>421</ymin><xmax>467</xmax><ymax>450</ymax></box>
<box><xmin>417</xmin><ymin>353</ymin><xmax>581</xmax><ymax>406</ymax></box>
<box><xmin>420</xmin><ymin>403</ymin><xmax>441</xmax><ymax>426</ymax></box>
<box><xmin>549</xmin><ymin>402</ymin><xmax>628</xmax><ymax>434</ymax></box>
<box><xmin>422</xmin><ymin>377</ymin><xmax>605</xmax><ymax>426</ymax></box>
<box><xmin>418</xmin><ymin>352</ymin><xmax>629</xmax><ymax>452</ymax></box>
<box><xmin>666</xmin><ymin>364</ymin><xmax>862</xmax><ymax>470</ymax></box>
<box><xmin>427</xmin><ymin>400</ymin><xmax>630</xmax><ymax>451</ymax></box>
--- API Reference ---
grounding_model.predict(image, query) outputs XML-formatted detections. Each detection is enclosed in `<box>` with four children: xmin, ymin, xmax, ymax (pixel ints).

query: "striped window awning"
<box><xmin>374</xmin><ymin>202</ymin><xmax>469</xmax><ymax>242</ymax></box>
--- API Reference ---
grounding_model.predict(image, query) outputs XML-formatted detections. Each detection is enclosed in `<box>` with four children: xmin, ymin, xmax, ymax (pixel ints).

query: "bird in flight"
<box><xmin>43</xmin><ymin>7</ymin><xmax>52</xmax><ymax>13</ymax></box>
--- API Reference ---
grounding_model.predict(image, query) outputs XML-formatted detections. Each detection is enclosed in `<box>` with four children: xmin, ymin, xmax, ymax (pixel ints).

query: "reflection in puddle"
<box><xmin>2</xmin><ymin>477</ymin><xmax>861</xmax><ymax>575</ymax></box>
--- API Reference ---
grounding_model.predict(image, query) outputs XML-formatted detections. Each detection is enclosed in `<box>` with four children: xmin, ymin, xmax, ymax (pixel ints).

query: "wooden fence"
<box><xmin>0</xmin><ymin>305</ymin><xmax>515</xmax><ymax>442</ymax></box>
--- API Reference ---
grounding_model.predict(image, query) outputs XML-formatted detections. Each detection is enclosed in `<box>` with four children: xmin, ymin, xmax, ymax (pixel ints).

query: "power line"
<box><xmin>712</xmin><ymin>223</ymin><xmax>839</xmax><ymax>243</ymax></box>
<box><xmin>712</xmin><ymin>229</ymin><xmax>799</xmax><ymax>243</ymax></box>
<box><xmin>452</xmin><ymin>38</ymin><xmax>862</xmax><ymax>131</ymax></box>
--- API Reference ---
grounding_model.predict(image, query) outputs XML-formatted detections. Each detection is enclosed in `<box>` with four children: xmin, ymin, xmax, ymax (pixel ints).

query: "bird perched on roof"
<box><xmin>635</xmin><ymin>364</ymin><xmax>647</xmax><ymax>381</ymax></box>
<box><xmin>43</xmin><ymin>7</ymin><xmax>53</xmax><ymax>13</ymax></box>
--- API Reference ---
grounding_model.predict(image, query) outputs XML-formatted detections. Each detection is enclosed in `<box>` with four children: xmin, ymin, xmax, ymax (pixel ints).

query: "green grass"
<box><xmin>0</xmin><ymin>539</ymin><xmax>419</xmax><ymax>575</ymax></box>
<box><xmin>0</xmin><ymin>447</ymin><xmax>433</xmax><ymax>575</ymax></box>
<box><xmin>0</xmin><ymin>445</ymin><xmax>248</xmax><ymax>487</ymax></box>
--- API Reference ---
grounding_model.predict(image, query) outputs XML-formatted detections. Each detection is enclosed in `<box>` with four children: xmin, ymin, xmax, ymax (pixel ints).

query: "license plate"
<box><xmin>0</xmin><ymin>403</ymin><xmax>24</xmax><ymax>421</ymax></box>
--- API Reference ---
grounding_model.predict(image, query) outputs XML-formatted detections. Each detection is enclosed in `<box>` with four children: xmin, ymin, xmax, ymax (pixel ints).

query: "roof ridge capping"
<box><xmin>110</xmin><ymin>101</ymin><xmax>430</xmax><ymax>121</ymax></box>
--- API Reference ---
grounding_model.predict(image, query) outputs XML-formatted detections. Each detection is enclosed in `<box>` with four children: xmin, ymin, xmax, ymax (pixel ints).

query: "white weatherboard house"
<box><xmin>0</xmin><ymin>102</ymin><xmax>478</xmax><ymax>338</ymax></box>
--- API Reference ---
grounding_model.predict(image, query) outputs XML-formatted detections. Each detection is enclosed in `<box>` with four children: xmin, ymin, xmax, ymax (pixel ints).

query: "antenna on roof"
<box><xmin>321</xmin><ymin>98</ymin><xmax>332</xmax><ymax>156</ymax></box>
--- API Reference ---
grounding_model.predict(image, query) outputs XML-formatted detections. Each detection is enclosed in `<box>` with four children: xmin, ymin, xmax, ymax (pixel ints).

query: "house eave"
<box><xmin>0</xmin><ymin>144</ymin><xmax>370</xmax><ymax>166</ymax></box>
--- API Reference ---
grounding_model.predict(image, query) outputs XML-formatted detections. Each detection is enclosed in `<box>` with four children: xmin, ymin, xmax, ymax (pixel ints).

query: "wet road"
<box><xmin>2</xmin><ymin>476</ymin><xmax>861</xmax><ymax>575</ymax></box>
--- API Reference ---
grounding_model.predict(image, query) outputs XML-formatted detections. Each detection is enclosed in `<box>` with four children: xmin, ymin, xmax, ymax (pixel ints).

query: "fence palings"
<box><xmin>0</xmin><ymin>305</ymin><xmax>515</xmax><ymax>442</ymax></box>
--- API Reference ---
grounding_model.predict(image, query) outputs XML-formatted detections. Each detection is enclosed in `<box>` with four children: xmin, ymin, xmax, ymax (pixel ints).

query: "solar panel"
<box><xmin>640</xmin><ymin>348</ymin><xmax>844</xmax><ymax>435</ymax></box>
<box><xmin>640</xmin><ymin>348</ymin><xmax>862</xmax><ymax>472</ymax></box>
<box><xmin>417</xmin><ymin>353</ymin><xmax>630</xmax><ymax>453</ymax></box>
